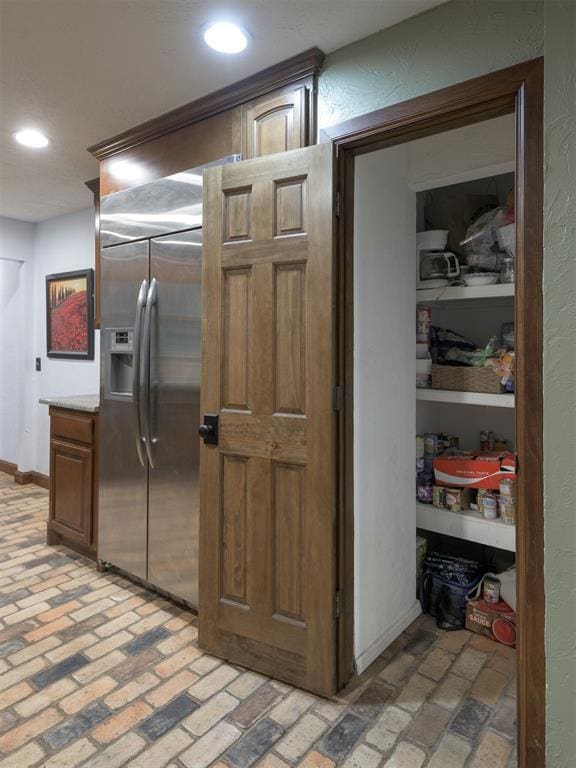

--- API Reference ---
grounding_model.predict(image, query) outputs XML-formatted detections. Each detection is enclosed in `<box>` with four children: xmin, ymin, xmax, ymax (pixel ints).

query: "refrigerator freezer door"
<box><xmin>147</xmin><ymin>229</ymin><xmax>202</xmax><ymax>606</ymax></box>
<box><xmin>99</xmin><ymin>240</ymin><xmax>149</xmax><ymax>580</ymax></box>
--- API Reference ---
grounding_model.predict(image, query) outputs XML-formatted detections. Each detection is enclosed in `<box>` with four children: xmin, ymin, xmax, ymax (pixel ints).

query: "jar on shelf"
<box><xmin>500</xmin><ymin>253</ymin><xmax>515</xmax><ymax>284</ymax></box>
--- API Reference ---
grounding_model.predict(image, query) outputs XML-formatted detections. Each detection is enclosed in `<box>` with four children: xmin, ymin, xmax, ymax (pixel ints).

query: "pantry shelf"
<box><xmin>416</xmin><ymin>502</ymin><xmax>516</xmax><ymax>552</ymax></box>
<box><xmin>416</xmin><ymin>389</ymin><xmax>515</xmax><ymax>408</ymax></box>
<box><xmin>416</xmin><ymin>284</ymin><xmax>515</xmax><ymax>303</ymax></box>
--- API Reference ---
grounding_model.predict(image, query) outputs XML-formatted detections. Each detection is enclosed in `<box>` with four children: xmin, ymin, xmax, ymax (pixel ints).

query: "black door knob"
<box><xmin>198</xmin><ymin>414</ymin><xmax>218</xmax><ymax>445</ymax></box>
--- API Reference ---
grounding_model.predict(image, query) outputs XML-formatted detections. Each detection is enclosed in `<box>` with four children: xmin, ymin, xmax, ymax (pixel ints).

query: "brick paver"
<box><xmin>0</xmin><ymin>472</ymin><xmax>517</xmax><ymax>766</ymax></box>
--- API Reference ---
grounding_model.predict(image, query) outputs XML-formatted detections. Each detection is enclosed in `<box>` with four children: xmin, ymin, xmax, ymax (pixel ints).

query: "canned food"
<box><xmin>499</xmin><ymin>478</ymin><xmax>516</xmax><ymax>524</ymax></box>
<box><xmin>433</xmin><ymin>485</ymin><xmax>446</xmax><ymax>509</ymax></box>
<box><xmin>483</xmin><ymin>576</ymin><xmax>501</xmax><ymax>604</ymax></box>
<box><xmin>477</xmin><ymin>489</ymin><xmax>487</xmax><ymax>512</ymax></box>
<box><xmin>416</xmin><ymin>306</ymin><xmax>432</xmax><ymax>344</ymax></box>
<box><xmin>482</xmin><ymin>492</ymin><xmax>499</xmax><ymax>520</ymax></box>
<box><xmin>448</xmin><ymin>435</ymin><xmax>460</xmax><ymax>449</ymax></box>
<box><xmin>500</xmin><ymin>478</ymin><xmax>515</xmax><ymax>497</ymax></box>
<box><xmin>416</xmin><ymin>436</ymin><xmax>425</xmax><ymax>458</ymax></box>
<box><xmin>445</xmin><ymin>488</ymin><xmax>463</xmax><ymax>512</ymax></box>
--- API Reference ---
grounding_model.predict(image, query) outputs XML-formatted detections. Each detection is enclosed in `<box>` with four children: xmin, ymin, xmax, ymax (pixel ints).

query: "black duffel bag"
<box><xmin>420</xmin><ymin>552</ymin><xmax>484</xmax><ymax>630</ymax></box>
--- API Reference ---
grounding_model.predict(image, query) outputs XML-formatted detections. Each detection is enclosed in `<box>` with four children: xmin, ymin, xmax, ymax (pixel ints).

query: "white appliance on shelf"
<box><xmin>417</xmin><ymin>229</ymin><xmax>460</xmax><ymax>289</ymax></box>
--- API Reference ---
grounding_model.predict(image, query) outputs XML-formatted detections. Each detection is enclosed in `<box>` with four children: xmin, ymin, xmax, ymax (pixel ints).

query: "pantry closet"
<box><xmin>352</xmin><ymin>113</ymin><xmax>517</xmax><ymax>673</ymax></box>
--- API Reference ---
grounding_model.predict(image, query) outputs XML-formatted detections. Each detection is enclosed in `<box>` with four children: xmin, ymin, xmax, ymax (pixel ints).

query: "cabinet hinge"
<box><xmin>335</xmin><ymin>590</ymin><xmax>341</xmax><ymax>619</ymax></box>
<box><xmin>335</xmin><ymin>191</ymin><xmax>342</xmax><ymax>218</ymax></box>
<box><xmin>333</xmin><ymin>385</ymin><xmax>344</xmax><ymax>412</ymax></box>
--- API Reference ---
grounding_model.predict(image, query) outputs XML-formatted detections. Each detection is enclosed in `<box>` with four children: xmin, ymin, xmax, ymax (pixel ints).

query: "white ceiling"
<box><xmin>0</xmin><ymin>0</ymin><xmax>445</xmax><ymax>222</ymax></box>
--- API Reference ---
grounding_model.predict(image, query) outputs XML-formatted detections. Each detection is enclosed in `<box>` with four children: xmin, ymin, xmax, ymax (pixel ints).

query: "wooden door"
<box><xmin>198</xmin><ymin>144</ymin><xmax>336</xmax><ymax>695</ymax></box>
<box><xmin>241</xmin><ymin>86</ymin><xmax>308</xmax><ymax>159</ymax></box>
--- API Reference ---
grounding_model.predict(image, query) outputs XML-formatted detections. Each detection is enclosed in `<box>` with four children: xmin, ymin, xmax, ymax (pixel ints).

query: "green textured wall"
<box><xmin>543</xmin><ymin>4</ymin><xmax>576</xmax><ymax>767</ymax></box>
<box><xmin>318</xmin><ymin>1</ymin><xmax>576</xmax><ymax>765</ymax></box>
<box><xmin>318</xmin><ymin>1</ymin><xmax>543</xmax><ymax>129</ymax></box>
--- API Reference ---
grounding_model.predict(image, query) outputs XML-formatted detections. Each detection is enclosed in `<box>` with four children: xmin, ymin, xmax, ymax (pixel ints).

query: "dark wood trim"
<box><xmin>335</xmin><ymin>147</ymin><xmax>355</xmax><ymax>686</ymax></box>
<box><xmin>3</xmin><ymin>459</ymin><xmax>49</xmax><ymax>489</ymax></box>
<box><xmin>331</xmin><ymin>58</ymin><xmax>544</xmax><ymax>768</ymax></box>
<box><xmin>321</xmin><ymin>59</ymin><xmax>538</xmax><ymax>152</ymax></box>
<box><xmin>84</xmin><ymin>178</ymin><xmax>99</xmax><ymax>195</ymax></box>
<box><xmin>84</xmin><ymin>178</ymin><xmax>100</xmax><ymax>329</ymax></box>
<box><xmin>88</xmin><ymin>48</ymin><xmax>325</xmax><ymax>159</ymax></box>
<box><xmin>14</xmin><ymin>470</ymin><xmax>50</xmax><ymax>490</ymax></box>
<box><xmin>513</xmin><ymin>59</ymin><xmax>545</xmax><ymax>768</ymax></box>
<box><xmin>0</xmin><ymin>459</ymin><xmax>17</xmax><ymax>476</ymax></box>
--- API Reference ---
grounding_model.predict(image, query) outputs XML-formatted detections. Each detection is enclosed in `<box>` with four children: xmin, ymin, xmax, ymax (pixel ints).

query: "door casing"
<box><xmin>323</xmin><ymin>58</ymin><xmax>544</xmax><ymax>768</ymax></box>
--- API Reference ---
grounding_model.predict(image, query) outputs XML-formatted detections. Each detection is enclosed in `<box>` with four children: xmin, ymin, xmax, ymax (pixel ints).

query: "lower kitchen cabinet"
<box><xmin>47</xmin><ymin>406</ymin><xmax>98</xmax><ymax>560</ymax></box>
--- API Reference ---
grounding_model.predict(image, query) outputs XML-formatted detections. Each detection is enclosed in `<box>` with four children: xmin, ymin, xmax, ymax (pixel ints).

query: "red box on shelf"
<box><xmin>433</xmin><ymin>452</ymin><xmax>516</xmax><ymax>490</ymax></box>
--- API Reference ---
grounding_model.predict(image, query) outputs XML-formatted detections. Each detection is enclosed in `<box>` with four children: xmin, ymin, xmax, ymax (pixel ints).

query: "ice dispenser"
<box><xmin>106</xmin><ymin>329</ymin><xmax>134</xmax><ymax>399</ymax></box>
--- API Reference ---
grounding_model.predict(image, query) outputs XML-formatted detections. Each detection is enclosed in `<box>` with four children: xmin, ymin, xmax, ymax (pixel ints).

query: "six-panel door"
<box><xmin>198</xmin><ymin>143</ymin><xmax>336</xmax><ymax>695</ymax></box>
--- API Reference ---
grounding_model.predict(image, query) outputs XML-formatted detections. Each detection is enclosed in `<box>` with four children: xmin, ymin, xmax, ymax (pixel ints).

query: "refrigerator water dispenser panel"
<box><xmin>107</xmin><ymin>329</ymin><xmax>134</xmax><ymax>399</ymax></box>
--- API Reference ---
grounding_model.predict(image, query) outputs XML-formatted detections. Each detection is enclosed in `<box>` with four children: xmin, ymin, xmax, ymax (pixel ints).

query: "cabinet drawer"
<box><xmin>51</xmin><ymin>411</ymin><xmax>94</xmax><ymax>445</ymax></box>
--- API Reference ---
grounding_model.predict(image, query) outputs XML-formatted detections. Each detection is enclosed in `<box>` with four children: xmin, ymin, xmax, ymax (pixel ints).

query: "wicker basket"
<box><xmin>431</xmin><ymin>364</ymin><xmax>502</xmax><ymax>394</ymax></box>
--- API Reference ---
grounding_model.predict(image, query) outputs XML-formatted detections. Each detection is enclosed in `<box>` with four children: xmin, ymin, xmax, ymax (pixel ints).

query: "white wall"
<box><xmin>0</xmin><ymin>210</ymin><xmax>99</xmax><ymax>476</ymax></box>
<box><xmin>407</xmin><ymin>113</ymin><xmax>515</xmax><ymax>189</ymax></box>
<box><xmin>353</xmin><ymin>146</ymin><xmax>420</xmax><ymax>672</ymax></box>
<box><xmin>32</xmin><ymin>209</ymin><xmax>100</xmax><ymax>475</ymax></box>
<box><xmin>0</xmin><ymin>218</ymin><xmax>35</xmax><ymax>466</ymax></box>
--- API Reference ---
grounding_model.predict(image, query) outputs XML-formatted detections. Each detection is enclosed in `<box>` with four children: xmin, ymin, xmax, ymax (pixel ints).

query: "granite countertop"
<box><xmin>39</xmin><ymin>395</ymin><xmax>100</xmax><ymax>413</ymax></box>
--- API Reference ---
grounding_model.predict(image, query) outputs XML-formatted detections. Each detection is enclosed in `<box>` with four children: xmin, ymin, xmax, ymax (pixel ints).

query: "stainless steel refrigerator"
<box><xmin>98</xmin><ymin>160</ymin><xmax>236</xmax><ymax>607</ymax></box>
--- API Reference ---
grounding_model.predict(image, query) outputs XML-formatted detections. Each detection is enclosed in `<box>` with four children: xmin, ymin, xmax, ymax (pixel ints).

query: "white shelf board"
<box><xmin>416</xmin><ymin>389</ymin><xmax>514</xmax><ymax>408</ymax></box>
<box><xmin>417</xmin><ymin>284</ymin><xmax>515</xmax><ymax>303</ymax></box>
<box><xmin>416</xmin><ymin>502</ymin><xmax>516</xmax><ymax>552</ymax></box>
<box><xmin>409</xmin><ymin>161</ymin><xmax>515</xmax><ymax>192</ymax></box>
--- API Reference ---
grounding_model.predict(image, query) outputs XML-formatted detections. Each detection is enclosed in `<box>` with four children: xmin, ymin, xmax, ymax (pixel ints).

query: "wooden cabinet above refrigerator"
<box><xmin>88</xmin><ymin>47</ymin><xmax>324</xmax><ymax>189</ymax></box>
<box><xmin>86</xmin><ymin>48</ymin><xmax>323</xmax><ymax>330</ymax></box>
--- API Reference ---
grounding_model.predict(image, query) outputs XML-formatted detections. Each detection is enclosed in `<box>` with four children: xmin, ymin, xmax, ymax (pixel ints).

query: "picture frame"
<box><xmin>46</xmin><ymin>269</ymin><xmax>94</xmax><ymax>360</ymax></box>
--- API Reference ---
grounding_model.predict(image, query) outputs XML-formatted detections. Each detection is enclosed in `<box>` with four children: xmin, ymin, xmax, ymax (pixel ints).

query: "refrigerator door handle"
<box><xmin>133</xmin><ymin>279</ymin><xmax>148</xmax><ymax>467</ymax></box>
<box><xmin>142</xmin><ymin>277</ymin><xmax>158</xmax><ymax>468</ymax></box>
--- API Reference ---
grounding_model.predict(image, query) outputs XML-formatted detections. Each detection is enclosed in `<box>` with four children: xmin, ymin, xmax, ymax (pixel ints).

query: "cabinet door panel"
<box><xmin>49</xmin><ymin>439</ymin><xmax>93</xmax><ymax>546</ymax></box>
<box><xmin>242</xmin><ymin>86</ymin><xmax>308</xmax><ymax>160</ymax></box>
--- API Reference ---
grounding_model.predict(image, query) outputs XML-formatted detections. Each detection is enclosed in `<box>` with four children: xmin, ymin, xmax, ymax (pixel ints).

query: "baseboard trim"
<box><xmin>354</xmin><ymin>599</ymin><xmax>422</xmax><ymax>675</ymax></box>
<box><xmin>0</xmin><ymin>460</ymin><xmax>18</xmax><ymax>476</ymax></box>
<box><xmin>14</xmin><ymin>470</ymin><xmax>50</xmax><ymax>490</ymax></box>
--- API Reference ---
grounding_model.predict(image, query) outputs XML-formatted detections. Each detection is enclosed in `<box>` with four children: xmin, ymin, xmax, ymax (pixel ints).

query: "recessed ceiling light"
<box><xmin>204</xmin><ymin>22</ymin><xmax>248</xmax><ymax>54</ymax></box>
<box><xmin>14</xmin><ymin>128</ymin><xmax>50</xmax><ymax>148</ymax></box>
<box><xmin>109</xmin><ymin>160</ymin><xmax>145</xmax><ymax>182</ymax></box>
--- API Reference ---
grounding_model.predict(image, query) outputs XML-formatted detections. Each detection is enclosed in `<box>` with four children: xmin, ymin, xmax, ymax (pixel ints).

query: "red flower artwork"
<box><xmin>50</xmin><ymin>289</ymin><xmax>88</xmax><ymax>352</ymax></box>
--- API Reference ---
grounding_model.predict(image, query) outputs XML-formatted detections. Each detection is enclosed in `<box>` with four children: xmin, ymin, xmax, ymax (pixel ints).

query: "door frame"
<box><xmin>322</xmin><ymin>58</ymin><xmax>544</xmax><ymax>768</ymax></box>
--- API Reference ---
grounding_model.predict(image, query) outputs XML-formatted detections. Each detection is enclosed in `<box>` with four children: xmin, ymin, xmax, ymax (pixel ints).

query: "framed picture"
<box><xmin>46</xmin><ymin>269</ymin><xmax>94</xmax><ymax>360</ymax></box>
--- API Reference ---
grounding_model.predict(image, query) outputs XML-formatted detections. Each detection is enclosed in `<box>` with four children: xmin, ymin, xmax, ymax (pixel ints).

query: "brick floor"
<box><xmin>0</xmin><ymin>472</ymin><xmax>517</xmax><ymax>766</ymax></box>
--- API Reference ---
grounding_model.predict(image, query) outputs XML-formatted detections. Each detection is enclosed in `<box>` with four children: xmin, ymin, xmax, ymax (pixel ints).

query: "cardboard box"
<box><xmin>434</xmin><ymin>452</ymin><xmax>516</xmax><ymax>490</ymax></box>
<box><xmin>465</xmin><ymin>598</ymin><xmax>517</xmax><ymax>647</ymax></box>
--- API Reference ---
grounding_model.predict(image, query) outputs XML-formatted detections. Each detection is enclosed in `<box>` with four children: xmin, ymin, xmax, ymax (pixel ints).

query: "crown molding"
<box><xmin>88</xmin><ymin>47</ymin><xmax>325</xmax><ymax>160</ymax></box>
<box><xmin>84</xmin><ymin>178</ymin><xmax>100</xmax><ymax>195</ymax></box>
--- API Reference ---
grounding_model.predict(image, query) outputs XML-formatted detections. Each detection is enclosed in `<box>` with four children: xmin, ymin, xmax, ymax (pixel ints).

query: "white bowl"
<box><xmin>417</xmin><ymin>230</ymin><xmax>449</xmax><ymax>251</ymax></box>
<box><xmin>464</xmin><ymin>272</ymin><xmax>499</xmax><ymax>286</ymax></box>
